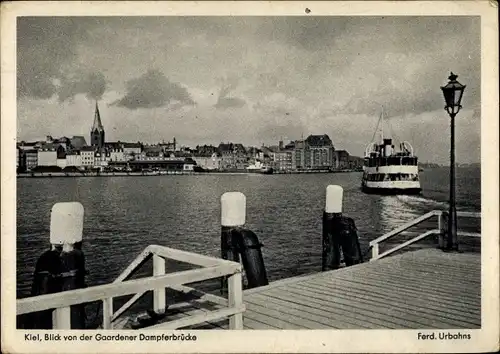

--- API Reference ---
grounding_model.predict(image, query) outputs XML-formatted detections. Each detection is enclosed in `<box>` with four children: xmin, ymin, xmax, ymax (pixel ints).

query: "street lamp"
<box><xmin>440</xmin><ymin>72</ymin><xmax>466</xmax><ymax>251</ymax></box>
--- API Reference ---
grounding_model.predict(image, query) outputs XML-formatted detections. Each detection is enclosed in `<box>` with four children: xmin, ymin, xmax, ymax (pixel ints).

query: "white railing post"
<box><xmin>371</xmin><ymin>243</ymin><xmax>379</xmax><ymax>261</ymax></box>
<box><xmin>228</xmin><ymin>270</ymin><xmax>244</xmax><ymax>329</ymax></box>
<box><xmin>153</xmin><ymin>254</ymin><xmax>166</xmax><ymax>313</ymax></box>
<box><xmin>52</xmin><ymin>306</ymin><xmax>71</xmax><ymax>329</ymax></box>
<box><xmin>102</xmin><ymin>298</ymin><xmax>113</xmax><ymax>329</ymax></box>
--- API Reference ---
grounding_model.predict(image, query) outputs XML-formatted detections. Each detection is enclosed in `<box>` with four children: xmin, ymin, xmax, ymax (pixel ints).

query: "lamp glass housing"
<box><xmin>441</xmin><ymin>73</ymin><xmax>466</xmax><ymax>116</ymax></box>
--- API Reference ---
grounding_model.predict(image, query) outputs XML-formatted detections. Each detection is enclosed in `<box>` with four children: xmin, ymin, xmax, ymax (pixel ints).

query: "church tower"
<box><xmin>90</xmin><ymin>101</ymin><xmax>105</xmax><ymax>150</ymax></box>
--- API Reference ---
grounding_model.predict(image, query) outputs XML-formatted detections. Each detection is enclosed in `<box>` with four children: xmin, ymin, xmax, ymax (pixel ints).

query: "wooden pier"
<box><xmin>206</xmin><ymin>248</ymin><xmax>480</xmax><ymax>329</ymax></box>
<box><xmin>16</xmin><ymin>189</ymin><xmax>481</xmax><ymax>331</ymax></box>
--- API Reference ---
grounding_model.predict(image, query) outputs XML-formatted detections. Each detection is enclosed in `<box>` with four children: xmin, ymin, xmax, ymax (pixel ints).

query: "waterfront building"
<box><xmin>56</xmin><ymin>158</ymin><xmax>67</xmax><ymax>169</ymax></box>
<box><xmin>158</xmin><ymin>137</ymin><xmax>177</xmax><ymax>152</ymax></box>
<box><xmin>217</xmin><ymin>143</ymin><xmax>247</xmax><ymax>170</ymax></box>
<box><xmin>18</xmin><ymin>141</ymin><xmax>41</xmax><ymax>151</ymax></box>
<box><xmin>142</xmin><ymin>145</ymin><xmax>164</xmax><ymax>158</ymax></box>
<box><xmin>110</xmin><ymin>149</ymin><xmax>126</xmax><ymax>162</ymax></box>
<box><xmin>37</xmin><ymin>144</ymin><xmax>58</xmax><ymax>166</ymax></box>
<box><xmin>53</xmin><ymin>136</ymin><xmax>71</xmax><ymax>150</ymax></box>
<box><xmin>24</xmin><ymin>149</ymin><xmax>38</xmax><ymax>171</ymax></box>
<box><xmin>108</xmin><ymin>158</ymin><xmax>196</xmax><ymax>172</ymax></box>
<box><xmin>80</xmin><ymin>146</ymin><xmax>95</xmax><ymax>168</ymax></box>
<box><xmin>273</xmin><ymin>150</ymin><xmax>294</xmax><ymax>171</ymax></box>
<box><xmin>90</xmin><ymin>102</ymin><xmax>105</xmax><ymax>151</ymax></box>
<box><xmin>195</xmin><ymin>144</ymin><xmax>218</xmax><ymax>157</ymax></box>
<box><xmin>66</xmin><ymin>151</ymin><xmax>82</xmax><ymax>167</ymax></box>
<box><xmin>348</xmin><ymin>155</ymin><xmax>364</xmax><ymax>169</ymax></box>
<box><xmin>192</xmin><ymin>153</ymin><xmax>222</xmax><ymax>170</ymax></box>
<box><xmin>334</xmin><ymin>150</ymin><xmax>350</xmax><ymax>169</ymax></box>
<box><xmin>122</xmin><ymin>142</ymin><xmax>142</xmax><ymax>159</ymax></box>
<box><xmin>294</xmin><ymin>135</ymin><xmax>335</xmax><ymax>170</ymax></box>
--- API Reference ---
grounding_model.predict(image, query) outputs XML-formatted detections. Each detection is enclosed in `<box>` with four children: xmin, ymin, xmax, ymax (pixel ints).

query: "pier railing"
<box><xmin>17</xmin><ymin>245</ymin><xmax>245</xmax><ymax>330</ymax></box>
<box><xmin>369</xmin><ymin>210</ymin><xmax>481</xmax><ymax>260</ymax></box>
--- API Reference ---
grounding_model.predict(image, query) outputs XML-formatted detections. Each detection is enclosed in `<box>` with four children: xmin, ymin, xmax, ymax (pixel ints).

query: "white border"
<box><xmin>2</xmin><ymin>1</ymin><xmax>498</xmax><ymax>353</ymax></box>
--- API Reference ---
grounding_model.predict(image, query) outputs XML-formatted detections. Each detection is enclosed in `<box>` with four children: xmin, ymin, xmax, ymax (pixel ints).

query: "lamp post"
<box><xmin>440</xmin><ymin>72</ymin><xmax>466</xmax><ymax>251</ymax></box>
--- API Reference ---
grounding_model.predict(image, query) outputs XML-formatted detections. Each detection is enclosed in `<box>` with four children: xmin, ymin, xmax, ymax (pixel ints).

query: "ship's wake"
<box><xmin>396</xmin><ymin>194</ymin><xmax>449</xmax><ymax>210</ymax></box>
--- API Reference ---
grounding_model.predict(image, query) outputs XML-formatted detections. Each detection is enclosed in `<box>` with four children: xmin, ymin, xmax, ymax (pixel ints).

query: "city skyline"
<box><xmin>17</xmin><ymin>16</ymin><xmax>481</xmax><ymax>164</ymax></box>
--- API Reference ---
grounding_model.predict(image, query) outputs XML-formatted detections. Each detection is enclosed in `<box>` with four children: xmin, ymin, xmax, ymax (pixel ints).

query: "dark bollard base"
<box><xmin>220</xmin><ymin>226</ymin><xmax>269</xmax><ymax>292</ymax></box>
<box><xmin>322</xmin><ymin>212</ymin><xmax>363</xmax><ymax>272</ymax></box>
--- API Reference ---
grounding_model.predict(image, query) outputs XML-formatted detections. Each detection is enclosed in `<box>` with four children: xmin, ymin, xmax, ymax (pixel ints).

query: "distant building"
<box><xmin>24</xmin><ymin>149</ymin><xmax>38</xmax><ymax>171</ymax></box>
<box><xmin>70</xmin><ymin>136</ymin><xmax>87</xmax><ymax>150</ymax></box>
<box><xmin>37</xmin><ymin>144</ymin><xmax>58</xmax><ymax>166</ymax></box>
<box><xmin>334</xmin><ymin>150</ymin><xmax>350</xmax><ymax>169</ymax></box>
<box><xmin>18</xmin><ymin>141</ymin><xmax>40</xmax><ymax>151</ymax></box>
<box><xmin>142</xmin><ymin>145</ymin><xmax>164</xmax><ymax>158</ymax></box>
<box><xmin>108</xmin><ymin>159</ymin><xmax>196</xmax><ymax>172</ymax></box>
<box><xmin>195</xmin><ymin>144</ymin><xmax>218</xmax><ymax>157</ymax></box>
<box><xmin>90</xmin><ymin>102</ymin><xmax>105</xmax><ymax>151</ymax></box>
<box><xmin>217</xmin><ymin>143</ymin><xmax>247</xmax><ymax>170</ymax></box>
<box><xmin>294</xmin><ymin>134</ymin><xmax>335</xmax><ymax>170</ymax></box>
<box><xmin>66</xmin><ymin>151</ymin><xmax>82</xmax><ymax>167</ymax></box>
<box><xmin>273</xmin><ymin>150</ymin><xmax>293</xmax><ymax>171</ymax></box>
<box><xmin>192</xmin><ymin>153</ymin><xmax>221</xmax><ymax>170</ymax></box>
<box><xmin>122</xmin><ymin>142</ymin><xmax>142</xmax><ymax>159</ymax></box>
<box><xmin>80</xmin><ymin>146</ymin><xmax>95</xmax><ymax>168</ymax></box>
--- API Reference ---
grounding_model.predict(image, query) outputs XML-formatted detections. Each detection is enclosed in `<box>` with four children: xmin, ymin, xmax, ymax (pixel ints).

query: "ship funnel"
<box><xmin>383</xmin><ymin>139</ymin><xmax>393</xmax><ymax>157</ymax></box>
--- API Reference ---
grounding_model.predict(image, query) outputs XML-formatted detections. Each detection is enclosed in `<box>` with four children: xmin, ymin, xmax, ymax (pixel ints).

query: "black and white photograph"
<box><xmin>2</xmin><ymin>1</ymin><xmax>498</xmax><ymax>353</ymax></box>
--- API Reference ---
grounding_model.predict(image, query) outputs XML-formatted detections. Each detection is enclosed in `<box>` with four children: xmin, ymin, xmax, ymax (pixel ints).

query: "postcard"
<box><xmin>1</xmin><ymin>1</ymin><xmax>498</xmax><ymax>353</ymax></box>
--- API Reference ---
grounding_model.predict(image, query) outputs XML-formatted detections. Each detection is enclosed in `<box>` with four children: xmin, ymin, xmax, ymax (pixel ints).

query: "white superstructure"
<box><xmin>361</xmin><ymin>110</ymin><xmax>421</xmax><ymax>195</ymax></box>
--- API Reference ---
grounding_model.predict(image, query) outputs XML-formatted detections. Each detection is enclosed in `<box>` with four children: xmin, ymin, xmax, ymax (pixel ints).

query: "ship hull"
<box><xmin>361</xmin><ymin>185</ymin><xmax>422</xmax><ymax>195</ymax></box>
<box><xmin>245</xmin><ymin>168</ymin><xmax>274</xmax><ymax>175</ymax></box>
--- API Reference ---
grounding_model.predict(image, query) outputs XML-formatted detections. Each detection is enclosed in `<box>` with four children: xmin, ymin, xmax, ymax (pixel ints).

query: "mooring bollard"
<box><xmin>28</xmin><ymin>202</ymin><xmax>87</xmax><ymax>329</ymax></box>
<box><xmin>322</xmin><ymin>185</ymin><xmax>363</xmax><ymax>271</ymax></box>
<box><xmin>220</xmin><ymin>192</ymin><xmax>268</xmax><ymax>294</ymax></box>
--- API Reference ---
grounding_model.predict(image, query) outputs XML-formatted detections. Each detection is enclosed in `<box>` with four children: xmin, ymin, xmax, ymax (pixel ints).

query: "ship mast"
<box><xmin>380</xmin><ymin>106</ymin><xmax>384</xmax><ymax>142</ymax></box>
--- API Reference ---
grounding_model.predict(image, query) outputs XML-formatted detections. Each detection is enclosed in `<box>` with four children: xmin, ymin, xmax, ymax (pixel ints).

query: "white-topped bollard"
<box><xmin>50</xmin><ymin>202</ymin><xmax>84</xmax><ymax>247</ymax></box>
<box><xmin>325</xmin><ymin>185</ymin><xmax>343</xmax><ymax>214</ymax></box>
<box><xmin>28</xmin><ymin>202</ymin><xmax>87</xmax><ymax>330</ymax></box>
<box><xmin>221</xmin><ymin>192</ymin><xmax>246</xmax><ymax>227</ymax></box>
<box><xmin>220</xmin><ymin>192</ymin><xmax>268</xmax><ymax>294</ymax></box>
<box><xmin>322</xmin><ymin>185</ymin><xmax>363</xmax><ymax>271</ymax></box>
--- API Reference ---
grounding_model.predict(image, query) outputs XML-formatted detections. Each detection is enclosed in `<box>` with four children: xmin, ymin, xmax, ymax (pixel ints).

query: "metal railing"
<box><xmin>369</xmin><ymin>210</ymin><xmax>481</xmax><ymax>261</ymax></box>
<box><xmin>17</xmin><ymin>245</ymin><xmax>245</xmax><ymax>330</ymax></box>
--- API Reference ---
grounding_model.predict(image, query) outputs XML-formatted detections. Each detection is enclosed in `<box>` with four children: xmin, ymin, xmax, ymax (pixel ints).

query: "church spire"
<box><xmin>90</xmin><ymin>100</ymin><xmax>105</xmax><ymax>150</ymax></box>
<box><xmin>92</xmin><ymin>101</ymin><xmax>104</xmax><ymax>132</ymax></box>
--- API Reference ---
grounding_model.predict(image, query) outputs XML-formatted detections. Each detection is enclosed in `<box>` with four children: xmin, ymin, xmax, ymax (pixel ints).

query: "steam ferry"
<box><xmin>246</xmin><ymin>160</ymin><xmax>274</xmax><ymax>175</ymax></box>
<box><xmin>361</xmin><ymin>110</ymin><xmax>421</xmax><ymax>195</ymax></box>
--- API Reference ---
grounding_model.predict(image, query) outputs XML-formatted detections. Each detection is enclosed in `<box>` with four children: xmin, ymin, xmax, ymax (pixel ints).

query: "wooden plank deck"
<box><xmin>116</xmin><ymin>248</ymin><xmax>481</xmax><ymax>330</ymax></box>
<box><xmin>211</xmin><ymin>248</ymin><xmax>481</xmax><ymax>330</ymax></box>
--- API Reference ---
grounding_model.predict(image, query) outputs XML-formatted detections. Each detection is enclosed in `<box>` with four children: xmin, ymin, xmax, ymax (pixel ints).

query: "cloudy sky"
<box><xmin>17</xmin><ymin>16</ymin><xmax>480</xmax><ymax>164</ymax></box>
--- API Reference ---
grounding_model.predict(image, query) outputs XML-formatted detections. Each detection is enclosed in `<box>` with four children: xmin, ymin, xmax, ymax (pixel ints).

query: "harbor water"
<box><xmin>16</xmin><ymin>167</ymin><xmax>481</xmax><ymax>299</ymax></box>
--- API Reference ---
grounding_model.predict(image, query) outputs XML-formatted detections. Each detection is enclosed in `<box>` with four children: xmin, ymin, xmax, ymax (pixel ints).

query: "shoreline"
<box><xmin>17</xmin><ymin>169</ymin><xmax>363</xmax><ymax>178</ymax></box>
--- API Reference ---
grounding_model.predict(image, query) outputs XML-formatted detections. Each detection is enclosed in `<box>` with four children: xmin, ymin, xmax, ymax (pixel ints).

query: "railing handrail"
<box><xmin>369</xmin><ymin>209</ymin><xmax>481</xmax><ymax>247</ymax></box>
<box><xmin>112</xmin><ymin>245</ymin><xmax>234</xmax><ymax>284</ymax></box>
<box><xmin>369</xmin><ymin>209</ymin><xmax>481</xmax><ymax>261</ymax></box>
<box><xmin>17</xmin><ymin>263</ymin><xmax>239</xmax><ymax>315</ymax></box>
<box><xmin>455</xmin><ymin>211</ymin><xmax>481</xmax><ymax>218</ymax></box>
<box><xmin>375</xmin><ymin>229</ymin><xmax>439</xmax><ymax>259</ymax></box>
<box><xmin>368</xmin><ymin>210</ymin><xmax>440</xmax><ymax>247</ymax></box>
<box><xmin>17</xmin><ymin>244</ymin><xmax>245</xmax><ymax>330</ymax></box>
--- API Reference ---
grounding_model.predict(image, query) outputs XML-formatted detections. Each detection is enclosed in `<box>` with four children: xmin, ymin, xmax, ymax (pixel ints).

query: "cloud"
<box><xmin>16</xmin><ymin>16</ymin><xmax>482</xmax><ymax>164</ymax></box>
<box><xmin>214</xmin><ymin>81</ymin><xmax>246</xmax><ymax>109</ymax></box>
<box><xmin>57</xmin><ymin>71</ymin><xmax>108</xmax><ymax>102</ymax></box>
<box><xmin>17</xmin><ymin>17</ymin><xmax>89</xmax><ymax>99</ymax></box>
<box><xmin>112</xmin><ymin>69</ymin><xmax>195</xmax><ymax>110</ymax></box>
